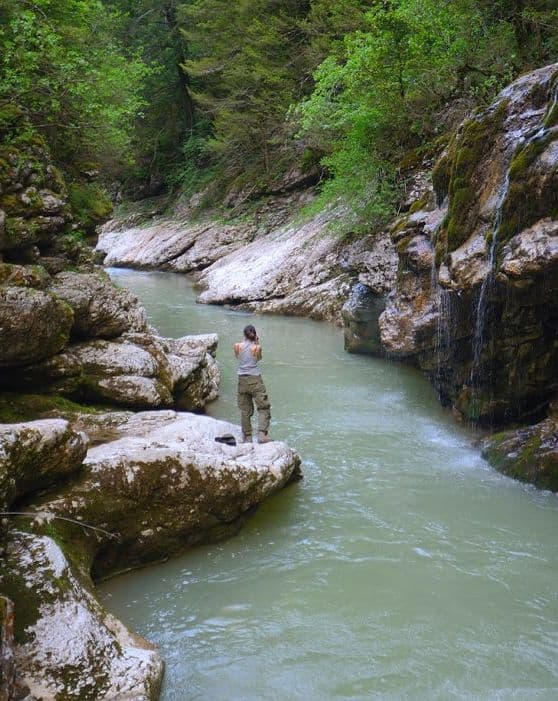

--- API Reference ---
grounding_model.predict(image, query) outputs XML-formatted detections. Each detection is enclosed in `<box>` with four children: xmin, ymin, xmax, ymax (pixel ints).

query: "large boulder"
<box><xmin>12</xmin><ymin>332</ymin><xmax>220</xmax><ymax>411</ymax></box>
<box><xmin>1</xmin><ymin>531</ymin><xmax>163</xmax><ymax>701</ymax></box>
<box><xmin>0</xmin><ymin>105</ymin><xmax>71</xmax><ymax>257</ymax></box>
<box><xmin>0</xmin><ymin>419</ymin><xmax>87</xmax><ymax>511</ymax></box>
<box><xmin>482</xmin><ymin>407</ymin><xmax>558</xmax><ymax>491</ymax></box>
<box><xmin>0</xmin><ymin>286</ymin><xmax>73</xmax><ymax>367</ymax></box>
<box><xmin>49</xmin><ymin>270</ymin><xmax>149</xmax><ymax>339</ymax></box>
<box><xmin>32</xmin><ymin>410</ymin><xmax>302</xmax><ymax>577</ymax></box>
<box><xmin>342</xmin><ymin>283</ymin><xmax>388</xmax><ymax>355</ymax></box>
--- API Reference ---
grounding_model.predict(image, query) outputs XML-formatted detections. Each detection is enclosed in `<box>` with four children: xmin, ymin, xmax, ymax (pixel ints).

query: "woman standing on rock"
<box><xmin>234</xmin><ymin>325</ymin><xmax>271</xmax><ymax>443</ymax></box>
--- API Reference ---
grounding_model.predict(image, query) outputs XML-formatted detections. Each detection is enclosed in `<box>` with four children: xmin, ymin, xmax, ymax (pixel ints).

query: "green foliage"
<box><xmin>297</xmin><ymin>0</ymin><xmax>521</xmax><ymax>227</ymax></box>
<box><xmin>67</xmin><ymin>183</ymin><xmax>113</xmax><ymax>232</ymax></box>
<box><xmin>2</xmin><ymin>0</ymin><xmax>558</xmax><ymax>212</ymax></box>
<box><xmin>108</xmin><ymin>0</ymin><xmax>194</xmax><ymax>192</ymax></box>
<box><xmin>179</xmin><ymin>0</ymin><xmax>310</xmax><ymax>185</ymax></box>
<box><xmin>0</xmin><ymin>0</ymin><xmax>150</xmax><ymax>172</ymax></box>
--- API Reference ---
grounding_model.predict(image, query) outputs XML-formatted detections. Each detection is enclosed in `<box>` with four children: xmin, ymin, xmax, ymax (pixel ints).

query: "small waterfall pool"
<box><xmin>100</xmin><ymin>268</ymin><xmax>558</xmax><ymax>701</ymax></box>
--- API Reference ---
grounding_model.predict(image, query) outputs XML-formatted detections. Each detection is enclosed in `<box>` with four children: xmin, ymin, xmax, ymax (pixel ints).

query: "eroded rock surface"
<box><xmin>0</xmin><ymin>419</ymin><xmax>86</xmax><ymax>510</ymax></box>
<box><xmin>39</xmin><ymin>411</ymin><xmax>301</xmax><ymax>576</ymax></box>
<box><xmin>49</xmin><ymin>270</ymin><xmax>149</xmax><ymax>339</ymax></box>
<box><xmin>2</xmin><ymin>531</ymin><xmax>163</xmax><ymax>701</ymax></box>
<box><xmin>482</xmin><ymin>408</ymin><xmax>558</xmax><ymax>491</ymax></box>
<box><xmin>10</xmin><ymin>332</ymin><xmax>219</xmax><ymax>411</ymax></box>
<box><xmin>0</xmin><ymin>412</ymin><xmax>301</xmax><ymax>699</ymax></box>
<box><xmin>378</xmin><ymin>62</ymin><xmax>558</xmax><ymax>425</ymax></box>
<box><xmin>97</xmin><ymin>195</ymin><xmax>398</xmax><ymax>324</ymax></box>
<box><xmin>0</xmin><ymin>286</ymin><xmax>73</xmax><ymax>367</ymax></box>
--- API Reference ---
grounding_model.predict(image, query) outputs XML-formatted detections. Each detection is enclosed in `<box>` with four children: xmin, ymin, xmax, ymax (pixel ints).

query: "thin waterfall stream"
<box><xmin>100</xmin><ymin>268</ymin><xmax>558</xmax><ymax>701</ymax></box>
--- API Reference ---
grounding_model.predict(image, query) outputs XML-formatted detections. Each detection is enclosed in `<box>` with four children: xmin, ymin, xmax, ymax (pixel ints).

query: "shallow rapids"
<box><xmin>100</xmin><ymin>268</ymin><xmax>558</xmax><ymax>701</ymax></box>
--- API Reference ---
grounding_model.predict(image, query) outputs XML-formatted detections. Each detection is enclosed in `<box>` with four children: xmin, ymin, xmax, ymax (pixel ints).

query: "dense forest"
<box><xmin>2</xmin><ymin>0</ymin><xmax>558</xmax><ymax>227</ymax></box>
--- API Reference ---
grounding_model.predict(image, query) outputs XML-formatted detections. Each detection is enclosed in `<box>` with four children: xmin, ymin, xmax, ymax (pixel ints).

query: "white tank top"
<box><xmin>237</xmin><ymin>341</ymin><xmax>261</xmax><ymax>376</ymax></box>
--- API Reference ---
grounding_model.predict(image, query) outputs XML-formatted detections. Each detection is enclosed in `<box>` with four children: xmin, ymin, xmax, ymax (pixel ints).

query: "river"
<box><xmin>100</xmin><ymin>268</ymin><xmax>558</xmax><ymax>701</ymax></box>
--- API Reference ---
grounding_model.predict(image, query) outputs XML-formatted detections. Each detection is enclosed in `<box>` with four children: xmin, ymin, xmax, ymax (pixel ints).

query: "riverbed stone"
<box><xmin>14</xmin><ymin>332</ymin><xmax>220</xmax><ymax>411</ymax></box>
<box><xmin>482</xmin><ymin>408</ymin><xmax>558</xmax><ymax>491</ymax></box>
<box><xmin>0</xmin><ymin>286</ymin><xmax>73</xmax><ymax>367</ymax></box>
<box><xmin>49</xmin><ymin>270</ymin><xmax>149</xmax><ymax>340</ymax></box>
<box><xmin>0</xmin><ymin>409</ymin><xmax>301</xmax><ymax>699</ymax></box>
<box><xmin>30</xmin><ymin>411</ymin><xmax>302</xmax><ymax>577</ymax></box>
<box><xmin>0</xmin><ymin>419</ymin><xmax>87</xmax><ymax>511</ymax></box>
<box><xmin>342</xmin><ymin>283</ymin><xmax>388</xmax><ymax>355</ymax></box>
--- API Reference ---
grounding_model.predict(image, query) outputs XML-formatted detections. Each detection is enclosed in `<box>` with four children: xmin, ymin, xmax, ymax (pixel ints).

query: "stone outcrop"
<box><xmin>342</xmin><ymin>283</ymin><xmax>388</xmax><ymax>355</ymax></box>
<box><xmin>49</xmin><ymin>270</ymin><xmax>149</xmax><ymax>339</ymax></box>
<box><xmin>0</xmin><ymin>419</ymin><xmax>86</xmax><ymax>512</ymax></box>
<box><xmin>376</xmin><ymin>63</ymin><xmax>558</xmax><ymax>426</ymax></box>
<box><xmin>0</xmin><ymin>286</ymin><xmax>74</xmax><ymax>367</ymax></box>
<box><xmin>0</xmin><ymin>412</ymin><xmax>302</xmax><ymax>699</ymax></box>
<box><xmin>6</xmin><ymin>332</ymin><xmax>219</xmax><ymax>411</ymax></box>
<box><xmin>3</xmin><ymin>530</ymin><xmax>163</xmax><ymax>701</ymax></box>
<box><xmin>0</xmin><ymin>264</ymin><xmax>219</xmax><ymax>413</ymax></box>
<box><xmin>482</xmin><ymin>406</ymin><xmax>558</xmax><ymax>491</ymax></box>
<box><xmin>97</xmin><ymin>193</ymin><xmax>398</xmax><ymax>324</ymax></box>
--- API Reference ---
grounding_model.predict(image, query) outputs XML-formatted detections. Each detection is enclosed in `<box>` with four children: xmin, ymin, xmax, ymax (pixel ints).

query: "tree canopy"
<box><xmin>1</xmin><ymin>0</ymin><xmax>557</xmax><ymax>213</ymax></box>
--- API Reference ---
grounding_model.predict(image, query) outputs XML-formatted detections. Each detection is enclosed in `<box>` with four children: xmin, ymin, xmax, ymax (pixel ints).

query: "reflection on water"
<box><xmin>101</xmin><ymin>269</ymin><xmax>558</xmax><ymax>701</ymax></box>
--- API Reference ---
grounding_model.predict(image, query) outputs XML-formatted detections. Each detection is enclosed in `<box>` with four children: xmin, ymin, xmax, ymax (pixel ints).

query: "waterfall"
<box><xmin>469</xmin><ymin>169</ymin><xmax>510</xmax><ymax>388</ymax></box>
<box><xmin>468</xmin><ymin>75</ymin><xmax>558</xmax><ymax>410</ymax></box>
<box><xmin>430</xmin><ymin>221</ymin><xmax>453</xmax><ymax>394</ymax></box>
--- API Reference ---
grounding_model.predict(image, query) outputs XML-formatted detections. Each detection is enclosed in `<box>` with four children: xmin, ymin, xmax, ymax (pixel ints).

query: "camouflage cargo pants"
<box><xmin>237</xmin><ymin>374</ymin><xmax>271</xmax><ymax>437</ymax></box>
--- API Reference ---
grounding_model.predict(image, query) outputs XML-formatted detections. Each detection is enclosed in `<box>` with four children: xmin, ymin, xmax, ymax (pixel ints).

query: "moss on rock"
<box><xmin>68</xmin><ymin>182</ymin><xmax>113</xmax><ymax>234</ymax></box>
<box><xmin>436</xmin><ymin>100</ymin><xmax>508</xmax><ymax>258</ymax></box>
<box><xmin>0</xmin><ymin>392</ymin><xmax>96</xmax><ymax>423</ymax></box>
<box><xmin>483</xmin><ymin>412</ymin><xmax>558</xmax><ymax>491</ymax></box>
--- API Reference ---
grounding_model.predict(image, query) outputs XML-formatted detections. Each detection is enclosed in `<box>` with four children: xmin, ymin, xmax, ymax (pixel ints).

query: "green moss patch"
<box><xmin>0</xmin><ymin>392</ymin><xmax>97</xmax><ymax>424</ymax></box>
<box><xmin>68</xmin><ymin>182</ymin><xmax>113</xmax><ymax>232</ymax></box>
<box><xmin>497</xmin><ymin>129</ymin><xmax>558</xmax><ymax>249</ymax></box>
<box><xmin>436</xmin><ymin>100</ymin><xmax>508</xmax><ymax>259</ymax></box>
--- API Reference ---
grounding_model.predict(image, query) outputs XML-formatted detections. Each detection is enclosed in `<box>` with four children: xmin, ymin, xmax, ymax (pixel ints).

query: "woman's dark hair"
<box><xmin>243</xmin><ymin>324</ymin><xmax>258</xmax><ymax>342</ymax></box>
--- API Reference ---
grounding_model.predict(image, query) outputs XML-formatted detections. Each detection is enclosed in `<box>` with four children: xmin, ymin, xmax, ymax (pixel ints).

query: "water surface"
<box><xmin>101</xmin><ymin>269</ymin><xmax>558</xmax><ymax>701</ymax></box>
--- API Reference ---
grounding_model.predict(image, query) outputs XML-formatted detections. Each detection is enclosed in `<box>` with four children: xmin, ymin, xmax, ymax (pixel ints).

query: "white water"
<box><xmin>101</xmin><ymin>269</ymin><xmax>558</xmax><ymax>701</ymax></box>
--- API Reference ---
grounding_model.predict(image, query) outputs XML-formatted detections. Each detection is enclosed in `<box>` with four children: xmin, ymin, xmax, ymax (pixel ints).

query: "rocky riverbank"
<box><xmin>0</xmin><ymin>102</ymin><xmax>303</xmax><ymax>700</ymax></box>
<box><xmin>0</xmin><ymin>412</ymin><xmax>301</xmax><ymax>699</ymax></box>
<box><xmin>96</xmin><ymin>190</ymin><xmax>398</xmax><ymax>325</ymax></box>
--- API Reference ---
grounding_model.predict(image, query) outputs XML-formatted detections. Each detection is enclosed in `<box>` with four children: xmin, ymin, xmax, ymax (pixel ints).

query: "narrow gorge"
<box><xmin>1</xmin><ymin>6</ymin><xmax>558</xmax><ymax>698</ymax></box>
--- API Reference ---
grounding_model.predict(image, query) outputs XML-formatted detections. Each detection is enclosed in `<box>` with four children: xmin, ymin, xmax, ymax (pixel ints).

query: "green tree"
<box><xmin>0</xmin><ymin>0</ymin><xmax>149</xmax><ymax>173</ymax></box>
<box><xmin>297</xmin><ymin>0</ymin><xmax>519</xmax><ymax>228</ymax></box>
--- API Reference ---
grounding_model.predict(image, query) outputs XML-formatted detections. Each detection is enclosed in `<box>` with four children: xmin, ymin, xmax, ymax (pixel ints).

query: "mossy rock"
<box><xmin>483</xmin><ymin>414</ymin><xmax>558</xmax><ymax>491</ymax></box>
<box><xmin>496</xmin><ymin>127</ymin><xmax>558</xmax><ymax>249</ymax></box>
<box><xmin>0</xmin><ymin>392</ymin><xmax>96</xmax><ymax>423</ymax></box>
<box><xmin>436</xmin><ymin>100</ymin><xmax>508</xmax><ymax>258</ymax></box>
<box><xmin>399</xmin><ymin>132</ymin><xmax>452</xmax><ymax>173</ymax></box>
<box><xmin>2</xmin><ymin>216</ymin><xmax>40</xmax><ymax>250</ymax></box>
<box><xmin>68</xmin><ymin>182</ymin><xmax>113</xmax><ymax>233</ymax></box>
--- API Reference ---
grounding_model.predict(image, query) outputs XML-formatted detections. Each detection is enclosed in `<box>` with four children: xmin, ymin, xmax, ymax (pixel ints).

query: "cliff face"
<box><xmin>376</xmin><ymin>63</ymin><xmax>558</xmax><ymax>427</ymax></box>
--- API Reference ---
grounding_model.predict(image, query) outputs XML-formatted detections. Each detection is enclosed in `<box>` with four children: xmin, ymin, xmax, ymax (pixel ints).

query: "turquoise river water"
<box><xmin>101</xmin><ymin>268</ymin><xmax>558</xmax><ymax>701</ymax></box>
